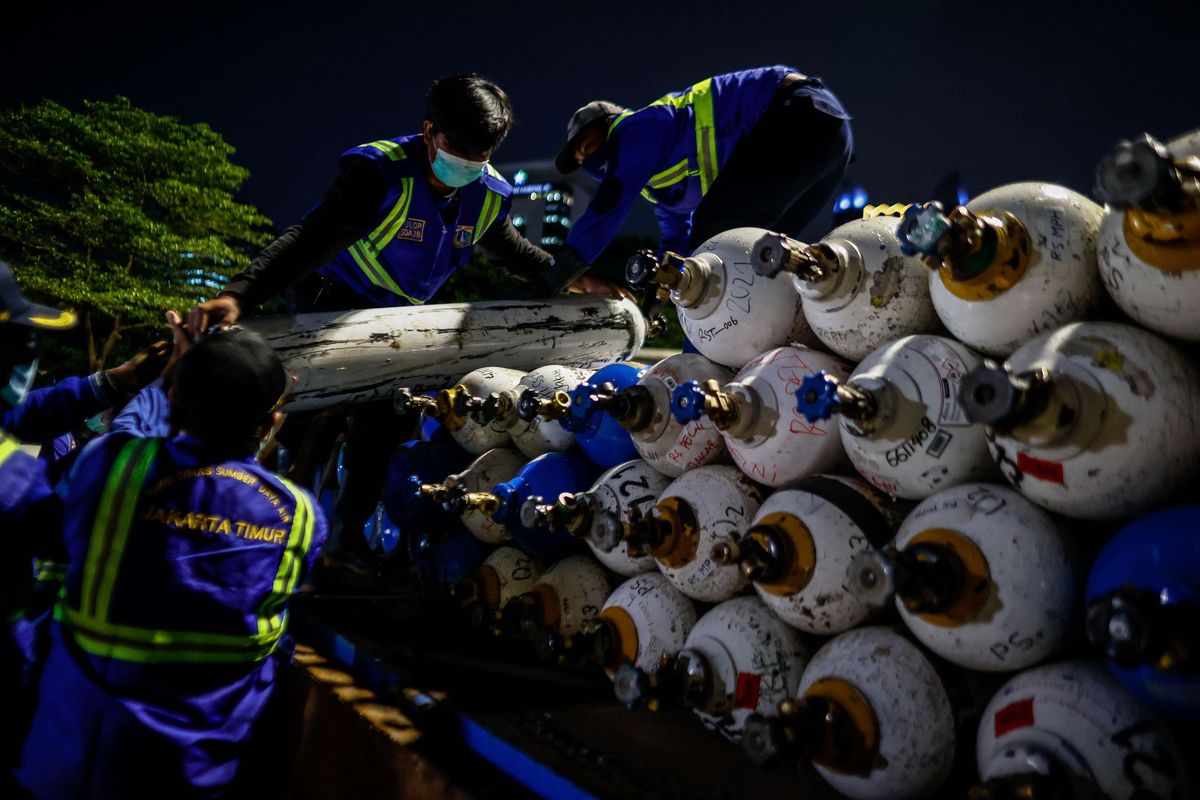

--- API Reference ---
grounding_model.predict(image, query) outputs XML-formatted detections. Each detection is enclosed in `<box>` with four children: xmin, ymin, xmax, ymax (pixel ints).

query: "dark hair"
<box><xmin>171</xmin><ymin>328</ymin><xmax>286</xmax><ymax>455</ymax></box>
<box><xmin>426</xmin><ymin>73</ymin><xmax>513</xmax><ymax>158</ymax></box>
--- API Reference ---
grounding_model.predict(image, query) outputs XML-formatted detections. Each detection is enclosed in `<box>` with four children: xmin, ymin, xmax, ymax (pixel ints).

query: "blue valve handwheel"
<box><xmin>795</xmin><ymin>372</ymin><xmax>841</xmax><ymax>423</ymax></box>
<box><xmin>670</xmin><ymin>381</ymin><xmax>708</xmax><ymax>424</ymax></box>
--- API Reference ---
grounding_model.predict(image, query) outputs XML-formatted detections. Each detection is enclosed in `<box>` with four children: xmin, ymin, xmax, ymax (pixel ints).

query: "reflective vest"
<box><xmin>57</xmin><ymin>438</ymin><xmax>318</xmax><ymax>664</ymax></box>
<box><xmin>609</xmin><ymin>77</ymin><xmax>722</xmax><ymax>203</ymax></box>
<box><xmin>318</xmin><ymin>134</ymin><xmax>512</xmax><ymax>308</ymax></box>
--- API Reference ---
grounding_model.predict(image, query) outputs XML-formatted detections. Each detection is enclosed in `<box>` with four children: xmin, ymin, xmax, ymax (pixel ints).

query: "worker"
<box><xmin>551</xmin><ymin>65</ymin><xmax>854</xmax><ymax>278</ymax></box>
<box><xmin>184</xmin><ymin>73</ymin><xmax>615</xmax><ymax>562</ymax></box>
<box><xmin>16</xmin><ymin>324</ymin><xmax>326</xmax><ymax>798</ymax></box>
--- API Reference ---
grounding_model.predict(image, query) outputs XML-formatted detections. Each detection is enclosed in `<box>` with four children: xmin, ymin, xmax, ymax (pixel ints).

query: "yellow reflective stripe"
<box><xmin>362</xmin><ymin>139</ymin><xmax>407</xmax><ymax>161</ymax></box>
<box><xmin>347</xmin><ymin>242</ymin><xmax>426</xmax><ymax>305</ymax></box>
<box><xmin>645</xmin><ymin>158</ymin><xmax>692</xmax><ymax>190</ymax></box>
<box><xmin>258</xmin><ymin>479</ymin><xmax>315</xmax><ymax>635</ymax></box>
<box><xmin>370</xmin><ymin>177</ymin><xmax>415</xmax><ymax>248</ymax></box>
<box><xmin>92</xmin><ymin>440</ymin><xmax>159</xmax><ymax>623</ymax></box>
<box><xmin>475</xmin><ymin>190</ymin><xmax>501</xmax><ymax>241</ymax></box>
<box><xmin>0</xmin><ymin>432</ymin><xmax>19</xmax><ymax>466</ymax></box>
<box><xmin>57</xmin><ymin>604</ymin><xmax>279</xmax><ymax>664</ymax></box>
<box><xmin>81</xmin><ymin>439</ymin><xmax>157</xmax><ymax>619</ymax></box>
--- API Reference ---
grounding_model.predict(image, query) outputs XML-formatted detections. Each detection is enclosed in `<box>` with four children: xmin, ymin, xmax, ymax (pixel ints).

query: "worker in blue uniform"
<box><xmin>551</xmin><ymin>65</ymin><xmax>854</xmax><ymax>279</ymax></box>
<box><xmin>184</xmin><ymin>74</ymin><xmax>615</xmax><ymax>562</ymax></box>
<box><xmin>16</xmin><ymin>325</ymin><xmax>327</xmax><ymax>798</ymax></box>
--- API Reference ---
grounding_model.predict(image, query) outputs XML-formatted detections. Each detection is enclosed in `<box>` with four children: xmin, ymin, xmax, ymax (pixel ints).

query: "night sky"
<box><xmin>5</xmin><ymin>1</ymin><xmax>1199</xmax><ymax>238</ymax></box>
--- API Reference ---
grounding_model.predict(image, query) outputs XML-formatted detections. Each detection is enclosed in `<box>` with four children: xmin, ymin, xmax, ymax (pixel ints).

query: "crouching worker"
<box><xmin>16</xmin><ymin>327</ymin><xmax>326</xmax><ymax>798</ymax></box>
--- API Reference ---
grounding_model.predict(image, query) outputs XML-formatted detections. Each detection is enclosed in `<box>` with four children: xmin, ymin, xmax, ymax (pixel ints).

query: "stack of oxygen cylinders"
<box><xmin>346</xmin><ymin>128</ymin><xmax>1200</xmax><ymax>800</ymax></box>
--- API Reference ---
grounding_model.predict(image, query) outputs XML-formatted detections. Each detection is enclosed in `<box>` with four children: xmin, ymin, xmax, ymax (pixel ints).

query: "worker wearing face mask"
<box><xmin>184</xmin><ymin>73</ymin><xmax>620</xmax><ymax>564</ymax></box>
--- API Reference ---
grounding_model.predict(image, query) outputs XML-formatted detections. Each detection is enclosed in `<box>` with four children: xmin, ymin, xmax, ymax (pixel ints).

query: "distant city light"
<box><xmin>852</xmin><ymin>187</ymin><xmax>868</xmax><ymax>208</ymax></box>
<box><xmin>514</xmin><ymin>169</ymin><xmax>528</xmax><ymax>185</ymax></box>
<box><xmin>957</xmin><ymin>187</ymin><xmax>970</xmax><ymax>205</ymax></box>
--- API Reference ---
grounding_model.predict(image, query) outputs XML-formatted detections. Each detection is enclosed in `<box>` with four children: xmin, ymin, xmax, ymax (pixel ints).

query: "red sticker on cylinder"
<box><xmin>1017</xmin><ymin>453</ymin><xmax>1064</xmax><ymax>484</ymax></box>
<box><xmin>993</xmin><ymin>697</ymin><xmax>1035</xmax><ymax>737</ymax></box>
<box><xmin>735</xmin><ymin>672</ymin><xmax>762</xmax><ymax>710</ymax></box>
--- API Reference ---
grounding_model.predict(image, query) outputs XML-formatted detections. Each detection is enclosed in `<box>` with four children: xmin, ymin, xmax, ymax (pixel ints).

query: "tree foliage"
<box><xmin>0</xmin><ymin>96</ymin><xmax>272</xmax><ymax>372</ymax></box>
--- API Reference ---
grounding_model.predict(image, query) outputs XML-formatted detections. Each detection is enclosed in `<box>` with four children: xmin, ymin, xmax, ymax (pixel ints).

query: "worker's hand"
<box><xmin>105</xmin><ymin>340</ymin><xmax>172</xmax><ymax>395</ymax></box>
<box><xmin>566</xmin><ymin>275</ymin><xmax>638</xmax><ymax>303</ymax></box>
<box><xmin>161</xmin><ymin>310</ymin><xmax>195</xmax><ymax>390</ymax></box>
<box><xmin>186</xmin><ymin>294</ymin><xmax>242</xmax><ymax>340</ymax></box>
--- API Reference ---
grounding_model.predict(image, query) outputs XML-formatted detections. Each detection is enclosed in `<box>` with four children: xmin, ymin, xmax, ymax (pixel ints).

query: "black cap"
<box><xmin>554</xmin><ymin>100</ymin><xmax>628</xmax><ymax>174</ymax></box>
<box><xmin>172</xmin><ymin>327</ymin><xmax>287</xmax><ymax>446</ymax></box>
<box><xmin>0</xmin><ymin>261</ymin><xmax>77</xmax><ymax>331</ymax></box>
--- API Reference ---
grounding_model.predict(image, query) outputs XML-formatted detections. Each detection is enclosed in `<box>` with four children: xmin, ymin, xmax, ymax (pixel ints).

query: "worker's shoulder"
<box><xmin>479</xmin><ymin>164</ymin><xmax>513</xmax><ymax>198</ymax></box>
<box><xmin>246</xmin><ymin>462</ymin><xmax>323</xmax><ymax>515</ymax></box>
<box><xmin>609</xmin><ymin>106</ymin><xmax>674</xmax><ymax>139</ymax></box>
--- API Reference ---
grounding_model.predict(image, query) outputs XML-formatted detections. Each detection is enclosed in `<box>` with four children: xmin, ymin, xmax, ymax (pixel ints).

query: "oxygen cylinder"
<box><xmin>408</xmin><ymin>526</ymin><xmax>491</xmax><ymax>585</ymax></box>
<box><xmin>1085</xmin><ymin>506</ymin><xmax>1200</xmax><ymax>721</ymax></box>
<box><xmin>624</xmin><ymin>227</ymin><xmax>820</xmax><ymax>369</ymax></box>
<box><xmin>959</xmin><ymin>321</ymin><xmax>1200</xmax><ymax>519</ymax></box>
<box><xmin>671</xmin><ymin>345</ymin><xmax>851</xmax><ymax>488</ymax></box>
<box><xmin>751</xmin><ymin>216</ymin><xmax>938</xmax><ymax>360</ymax></box>
<box><xmin>714</xmin><ymin>476</ymin><xmax>902</xmax><ymax>635</ymax></box>
<box><xmin>417</xmin><ymin>447</ymin><xmax>526</xmax><ymax>544</ymax></box>
<box><xmin>451</xmin><ymin>546</ymin><xmax>541</xmax><ymax>631</ymax></box>
<box><xmin>974</xmin><ymin>661</ymin><xmax>1189</xmax><ymax>800</ymax></box>
<box><xmin>522</xmin><ymin>459</ymin><xmax>671</xmax><ymax>577</ymax></box>
<box><xmin>897</xmin><ymin>182</ymin><xmax>1103</xmax><ymax>356</ymax></box>
<box><xmin>851</xmin><ymin>483</ymin><xmax>1077</xmax><ymax>672</ymax></box>
<box><xmin>447</xmin><ymin>451</ymin><xmax>600</xmax><ymax>563</ymax></box>
<box><xmin>474</xmin><ymin>364</ymin><xmax>592</xmax><ymax>458</ymax></box>
<box><xmin>795</xmin><ymin>335</ymin><xmax>997</xmax><ymax>499</ymax></box>
<box><xmin>567</xmin><ymin>353</ymin><xmax>732</xmax><ymax>477</ymax></box>
<box><xmin>394</xmin><ymin>366</ymin><xmax>526</xmax><ymax>454</ymax></box>
<box><xmin>497</xmin><ymin>554</ymin><xmax>613</xmax><ymax>643</ymax></box>
<box><xmin>585</xmin><ymin>572</ymin><xmax>697</xmax><ymax>676</ymax></box>
<box><xmin>1095</xmin><ymin>129</ymin><xmax>1200</xmax><ymax>340</ymax></box>
<box><xmin>743</xmin><ymin>626</ymin><xmax>957</xmax><ymax>800</ymax></box>
<box><xmin>544</xmin><ymin>362</ymin><xmax>645</xmax><ymax>468</ymax></box>
<box><xmin>380</xmin><ymin>440</ymin><xmax>472</xmax><ymax>542</ymax></box>
<box><xmin>615</xmin><ymin>596</ymin><xmax>810</xmax><ymax>743</ymax></box>
<box><xmin>623</xmin><ymin>465</ymin><xmax>766</xmax><ymax>602</ymax></box>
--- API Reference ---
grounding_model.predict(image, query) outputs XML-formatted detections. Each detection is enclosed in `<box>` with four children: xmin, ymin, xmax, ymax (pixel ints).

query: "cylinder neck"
<box><xmin>893</xmin><ymin>530</ymin><xmax>992</xmax><ymax>625</ymax></box>
<box><xmin>628</xmin><ymin>497</ymin><xmax>701</xmax><ymax>568</ymax></box>
<box><xmin>608</xmin><ymin>384</ymin><xmax>657</xmax><ymax>432</ymax></box>
<box><xmin>549</xmin><ymin>491</ymin><xmax>596</xmax><ymax>537</ymax></box>
<box><xmin>972</xmin><ymin>744</ymin><xmax>1090</xmax><ymax>800</ymax></box>
<box><xmin>740</xmin><ymin>514</ymin><xmax>816</xmax><ymax>595</ymax></box>
<box><xmin>785</xmin><ymin>679</ymin><xmax>880</xmax><ymax>775</ymax></box>
<box><xmin>593</xmin><ymin>607</ymin><xmax>640</xmax><ymax>671</ymax></box>
<box><xmin>836</xmin><ymin>379</ymin><xmax>886</xmax><ymax>436</ymax></box>
<box><xmin>960</xmin><ymin>364</ymin><xmax>1079</xmax><ymax>445</ymax></box>
<box><xmin>912</xmin><ymin>205</ymin><xmax>1032</xmax><ymax>300</ymax></box>
<box><xmin>660</xmin><ymin>251</ymin><xmax>715</xmax><ymax>307</ymax></box>
<box><xmin>418</xmin><ymin>482</ymin><xmax>451</xmax><ymax>504</ymax></box>
<box><xmin>1086</xmin><ymin>587</ymin><xmax>1198</xmax><ymax>671</ymax></box>
<box><xmin>752</xmin><ymin>231</ymin><xmax>839</xmax><ymax>285</ymax></box>
<box><xmin>434</xmin><ymin>384</ymin><xmax>483</xmax><ymax>429</ymax></box>
<box><xmin>675</xmin><ymin>648</ymin><xmax>720</xmax><ymax>712</ymax></box>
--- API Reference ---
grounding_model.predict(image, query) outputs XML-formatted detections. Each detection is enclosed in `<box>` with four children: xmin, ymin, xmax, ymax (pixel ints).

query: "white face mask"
<box><xmin>431</xmin><ymin>147</ymin><xmax>487</xmax><ymax>188</ymax></box>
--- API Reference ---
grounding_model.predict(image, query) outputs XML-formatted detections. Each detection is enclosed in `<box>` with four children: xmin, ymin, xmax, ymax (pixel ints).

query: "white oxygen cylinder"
<box><xmin>755</xmin><ymin>626</ymin><xmax>958</xmax><ymax>800</ymax></box>
<box><xmin>573</xmin><ymin>459</ymin><xmax>672</xmax><ymax>577</ymax></box>
<box><xmin>899</xmin><ymin>182</ymin><xmax>1104</xmax><ymax>356</ymax></box>
<box><xmin>752</xmin><ymin>217</ymin><xmax>939</xmax><ymax>360</ymax></box>
<box><xmin>435</xmin><ymin>447</ymin><xmax>527</xmax><ymax>544</ymax></box>
<box><xmin>452</xmin><ymin>545</ymin><xmax>542</xmax><ymax>629</ymax></box>
<box><xmin>797</xmin><ymin>335</ymin><xmax>998</xmax><ymax>499</ymax></box>
<box><xmin>852</xmin><ymin>483</ymin><xmax>1078</xmax><ymax>672</ymax></box>
<box><xmin>679</xmin><ymin>596</ymin><xmax>810</xmax><ymax>742</ymax></box>
<box><xmin>976</xmin><ymin>661</ymin><xmax>1189</xmax><ymax>800</ymax></box>
<box><xmin>721</xmin><ymin>475</ymin><xmax>902</xmax><ymax>635</ymax></box>
<box><xmin>671</xmin><ymin>345</ymin><xmax>852</xmax><ymax>488</ymax></box>
<box><xmin>498</xmin><ymin>364</ymin><xmax>593</xmax><ymax>457</ymax></box>
<box><xmin>439</xmin><ymin>366</ymin><xmax>527</xmax><ymax>454</ymax></box>
<box><xmin>625</xmin><ymin>227</ymin><xmax>821</xmax><ymax>369</ymax></box>
<box><xmin>610</xmin><ymin>353</ymin><xmax>733</xmax><ymax>477</ymax></box>
<box><xmin>591</xmin><ymin>572</ymin><xmax>697</xmax><ymax>675</ymax></box>
<box><xmin>959</xmin><ymin>321</ymin><xmax>1200</xmax><ymax>519</ymax></box>
<box><xmin>1095</xmin><ymin>129</ymin><xmax>1200</xmax><ymax>341</ymax></box>
<box><xmin>627</xmin><ymin>465</ymin><xmax>766</xmax><ymax>603</ymax></box>
<box><xmin>505</xmin><ymin>554</ymin><xmax>613</xmax><ymax>639</ymax></box>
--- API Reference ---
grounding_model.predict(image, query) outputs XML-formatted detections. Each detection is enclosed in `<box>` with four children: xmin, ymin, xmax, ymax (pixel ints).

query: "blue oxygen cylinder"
<box><xmin>1085</xmin><ymin>506</ymin><xmax>1200</xmax><ymax>721</ymax></box>
<box><xmin>558</xmin><ymin>362</ymin><xmax>645</xmax><ymax>468</ymax></box>
<box><xmin>380</xmin><ymin>439</ymin><xmax>472</xmax><ymax>543</ymax></box>
<box><xmin>454</xmin><ymin>452</ymin><xmax>602</xmax><ymax>563</ymax></box>
<box><xmin>409</xmin><ymin>526</ymin><xmax>492</xmax><ymax>585</ymax></box>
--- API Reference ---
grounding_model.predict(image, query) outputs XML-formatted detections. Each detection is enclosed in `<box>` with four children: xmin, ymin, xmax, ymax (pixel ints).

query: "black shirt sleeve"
<box><xmin>474</xmin><ymin>216</ymin><xmax>553</xmax><ymax>280</ymax></box>
<box><xmin>221</xmin><ymin>157</ymin><xmax>387</xmax><ymax>309</ymax></box>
